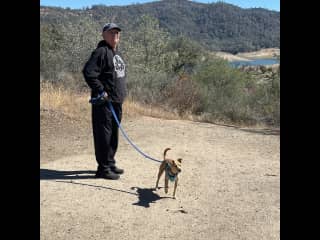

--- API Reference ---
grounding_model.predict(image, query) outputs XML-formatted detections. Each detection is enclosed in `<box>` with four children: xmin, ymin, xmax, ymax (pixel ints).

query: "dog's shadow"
<box><xmin>131</xmin><ymin>187</ymin><xmax>171</xmax><ymax>208</ymax></box>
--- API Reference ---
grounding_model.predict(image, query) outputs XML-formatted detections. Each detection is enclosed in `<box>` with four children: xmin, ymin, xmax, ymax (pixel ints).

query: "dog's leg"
<box><xmin>156</xmin><ymin>162</ymin><xmax>166</xmax><ymax>189</ymax></box>
<box><xmin>173</xmin><ymin>177</ymin><xmax>178</xmax><ymax>199</ymax></box>
<box><xmin>165</xmin><ymin>174</ymin><xmax>169</xmax><ymax>194</ymax></box>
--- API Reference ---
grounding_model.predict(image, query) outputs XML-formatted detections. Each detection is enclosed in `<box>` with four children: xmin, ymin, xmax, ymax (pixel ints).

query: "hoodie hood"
<box><xmin>97</xmin><ymin>40</ymin><xmax>117</xmax><ymax>52</ymax></box>
<box><xmin>97</xmin><ymin>40</ymin><xmax>107</xmax><ymax>48</ymax></box>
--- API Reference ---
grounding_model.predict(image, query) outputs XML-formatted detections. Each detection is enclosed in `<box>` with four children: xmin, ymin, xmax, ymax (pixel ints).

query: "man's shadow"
<box><xmin>131</xmin><ymin>187</ymin><xmax>171</xmax><ymax>208</ymax></box>
<box><xmin>40</xmin><ymin>169</ymin><xmax>170</xmax><ymax>207</ymax></box>
<box><xmin>40</xmin><ymin>168</ymin><xmax>96</xmax><ymax>180</ymax></box>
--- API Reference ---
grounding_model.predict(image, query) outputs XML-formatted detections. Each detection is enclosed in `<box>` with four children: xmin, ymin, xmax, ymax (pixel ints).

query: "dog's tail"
<box><xmin>164</xmin><ymin>148</ymin><xmax>171</xmax><ymax>159</ymax></box>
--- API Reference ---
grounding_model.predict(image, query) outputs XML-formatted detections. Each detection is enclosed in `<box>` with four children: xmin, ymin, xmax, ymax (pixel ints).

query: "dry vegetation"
<box><xmin>40</xmin><ymin>81</ymin><xmax>183</xmax><ymax>123</ymax></box>
<box><xmin>41</xmin><ymin>81</ymin><xmax>271</xmax><ymax>129</ymax></box>
<box><xmin>40</xmin><ymin>81</ymin><xmax>90</xmax><ymax>121</ymax></box>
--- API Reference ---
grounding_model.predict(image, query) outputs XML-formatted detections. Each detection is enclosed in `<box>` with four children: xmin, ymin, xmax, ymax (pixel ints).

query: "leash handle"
<box><xmin>107</xmin><ymin>101</ymin><xmax>162</xmax><ymax>163</ymax></box>
<box><xmin>89</xmin><ymin>92</ymin><xmax>107</xmax><ymax>104</ymax></box>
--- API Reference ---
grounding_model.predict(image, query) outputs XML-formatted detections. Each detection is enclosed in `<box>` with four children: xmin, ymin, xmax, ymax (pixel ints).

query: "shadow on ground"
<box><xmin>131</xmin><ymin>187</ymin><xmax>171</xmax><ymax>208</ymax></box>
<box><xmin>40</xmin><ymin>168</ymin><xmax>96</xmax><ymax>180</ymax></box>
<box><xmin>220</xmin><ymin>124</ymin><xmax>280</xmax><ymax>135</ymax></box>
<box><xmin>40</xmin><ymin>169</ymin><xmax>170</xmax><ymax>207</ymax></box>
<box><xmin>239</xmin><ymin>128</ymin><xmax>280</xmax><ymax>135</ymax></box>
<box><xmin>190</xmin><ymin>121</ymin><xmax>280</xmax><ymax>136</ymax></box>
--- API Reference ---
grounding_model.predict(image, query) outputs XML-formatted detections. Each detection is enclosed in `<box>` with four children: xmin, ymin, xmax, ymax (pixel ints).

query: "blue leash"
<box><xmin>107</xmin><ymin>101</ymin><xmax>162</xmax><ymax>163</ymax></box>
<box><xmin>89</xmin><ymin>94</ymin><xmax>161</xmax><ymax>163</ymax></box>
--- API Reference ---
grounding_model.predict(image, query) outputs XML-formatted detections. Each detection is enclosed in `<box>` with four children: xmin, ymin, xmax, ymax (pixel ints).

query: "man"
<box><xmin>82</xmin><ymin>23</ymin><xmax>127</xmax><ymax>180</ymax></box>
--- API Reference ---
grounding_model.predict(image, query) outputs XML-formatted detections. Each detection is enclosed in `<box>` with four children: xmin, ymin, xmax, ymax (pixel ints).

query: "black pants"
<box><xmin>92</xmin><ymin>102</ymin><xmax>122</xmax><ymax>171</ymax></box>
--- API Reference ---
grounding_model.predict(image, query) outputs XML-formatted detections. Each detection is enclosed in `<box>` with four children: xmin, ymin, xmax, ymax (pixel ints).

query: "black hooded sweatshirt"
<box><xmin>82</xmin><ymin>40</ymin><xmax>127</xmax><ymax>103</ymax></box>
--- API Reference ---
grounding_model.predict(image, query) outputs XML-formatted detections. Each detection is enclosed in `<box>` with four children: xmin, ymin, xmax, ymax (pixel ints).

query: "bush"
<box><xmin>192</xmin><ymin>58</ymin><xmax>255</xmax><ymax>123</ymax></box>
<box><xmin>248</xmin><ymin>68</ymin><xmax>280</xmax><ymax>126</ymax></box>
<box><xmin>163</xmin><ymin>74</ymin><xmax>204</xmax><ymax>115</ymax></box>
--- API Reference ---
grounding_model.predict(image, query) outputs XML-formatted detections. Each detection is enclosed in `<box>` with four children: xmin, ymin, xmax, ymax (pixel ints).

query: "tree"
<box><xmin>40</xmin><ymin>24</ymin><xmax>65</xmax><ymax>80</ymax></box>
<box><xmin>59</xmin><ymin>15</ymin><xmax>101</xmax><ymax>73</ymax></box>
<box><xmin>125</xmin><ymin>15</ymin><xmax>170</xmax><ymax>72</ymax></box>
<box><xmin>165</xmin><ymin>36</ymin><xmax>204</xmax><ymax>74</ymax></box>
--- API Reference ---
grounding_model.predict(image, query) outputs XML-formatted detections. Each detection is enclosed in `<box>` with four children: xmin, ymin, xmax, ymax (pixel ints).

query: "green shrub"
<box><xmin>192</xmin><ymin>58</ymin><xmax>254</xmax><ymax>123</ymax></box>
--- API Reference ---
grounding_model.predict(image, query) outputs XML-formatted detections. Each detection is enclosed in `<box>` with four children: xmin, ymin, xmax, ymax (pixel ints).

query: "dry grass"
<box><xmin>40</xmin><ymin>81</ymin><xmax>91</xmax><ymax>122</ymax></box>
<box><xmin>40</xmin><ymin>82</ymin><xmax>275</xmax><ymax>130</ymax></box>
<box><xmin>40</xmin><ymin>82</ymin><xmax>182</xmax><ymax>122</ymax></box>
<box><xmin>123</xmin><ymin>100</ymin><xmax>180</xmax><ymax>120</ymax></box>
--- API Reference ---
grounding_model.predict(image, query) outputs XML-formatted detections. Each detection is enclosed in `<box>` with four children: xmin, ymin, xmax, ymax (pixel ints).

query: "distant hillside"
<box><xmin>40</xmin><ymin>0</ymin><xmax>279</xmax><ymax>53</ymax></box>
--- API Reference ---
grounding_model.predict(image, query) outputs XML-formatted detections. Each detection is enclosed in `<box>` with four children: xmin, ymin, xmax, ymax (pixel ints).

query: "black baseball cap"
<box><xmin>102</xmin><ymin>23</ymin><xmax>121</xmax><ymax>32</ymax></box>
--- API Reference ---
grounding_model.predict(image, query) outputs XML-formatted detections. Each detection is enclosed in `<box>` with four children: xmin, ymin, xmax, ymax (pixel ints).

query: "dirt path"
<box><xmin>40</xmin><ymin>115</ymin><xmax>279</xmax><ymax>240</ymax></box>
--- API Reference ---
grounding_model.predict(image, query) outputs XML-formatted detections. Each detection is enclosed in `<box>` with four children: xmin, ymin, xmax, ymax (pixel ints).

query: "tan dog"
<box><xmin>155</xmin><ymin>148</ymin><xmax>182</xmax><ymax>199</ymax></box>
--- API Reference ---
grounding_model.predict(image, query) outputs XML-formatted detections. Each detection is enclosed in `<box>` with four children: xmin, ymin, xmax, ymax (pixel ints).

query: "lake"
<box><xmin>230</xmin><ymin>58</ymin><xmax>279</xmax><ymax>67</ymax></box>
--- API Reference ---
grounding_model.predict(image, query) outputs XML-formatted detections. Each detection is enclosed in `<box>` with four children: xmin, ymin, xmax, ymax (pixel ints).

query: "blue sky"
<box><xmin>40</xmin><ymin>0</ymin><xmax>280</xmax><ymax>11</ymax></box>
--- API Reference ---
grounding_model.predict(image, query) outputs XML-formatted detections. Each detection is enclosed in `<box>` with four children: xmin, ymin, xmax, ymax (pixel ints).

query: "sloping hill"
<box><xmin>40</xmin><ymin>0</ymin><xmax>279</xmax><ymax>53</ymax></box>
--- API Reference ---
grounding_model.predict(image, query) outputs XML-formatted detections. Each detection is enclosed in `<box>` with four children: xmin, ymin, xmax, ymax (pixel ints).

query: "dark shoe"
<box><xmin>95</xmin><ymin>170</ymin><xmax>120</xmax><ymax>180</ymax></box>
<box><xmin>110</xmin><ymin>166</ymin><xmax>124</xmax><ymax>174</ymax></box>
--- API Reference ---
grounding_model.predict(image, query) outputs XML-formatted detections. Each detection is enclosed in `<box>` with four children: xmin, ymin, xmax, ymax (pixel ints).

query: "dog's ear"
<box><xmin>177</xmin><ymin>158</ymin><xmax>182</xmax><ymax>163</ymax></box>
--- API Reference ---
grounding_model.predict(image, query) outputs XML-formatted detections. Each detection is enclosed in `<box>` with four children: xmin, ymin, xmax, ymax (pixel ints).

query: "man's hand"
<box><xmin>101</xmin><ymin>91</ymin><xmax>108</xmax><ymax>101</ymax></box>
<box><xmin>89</xmin><ymin>91</ymin><xmax>109</xmax><ymax>105</ymax></box>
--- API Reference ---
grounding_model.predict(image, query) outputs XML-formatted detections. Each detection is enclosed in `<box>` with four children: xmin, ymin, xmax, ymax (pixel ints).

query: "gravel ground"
<box><xmin>40</xmin><ymin>111</ymin><xmax>280</xmax><ymax>240</ymax></box>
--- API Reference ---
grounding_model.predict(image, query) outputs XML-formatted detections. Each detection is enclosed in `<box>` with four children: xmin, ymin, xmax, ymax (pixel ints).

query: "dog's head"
<box><xmin>169</xmin><ymin>158</ymin><xmax>182</xmax><ymax>175</ymax></box>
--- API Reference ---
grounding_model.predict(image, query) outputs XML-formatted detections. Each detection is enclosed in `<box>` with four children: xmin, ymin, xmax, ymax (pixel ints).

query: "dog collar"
<box><xmin>165</xmin><ymin>163</ymin><xmax>177</xmax><ymax>182</ymax></box>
